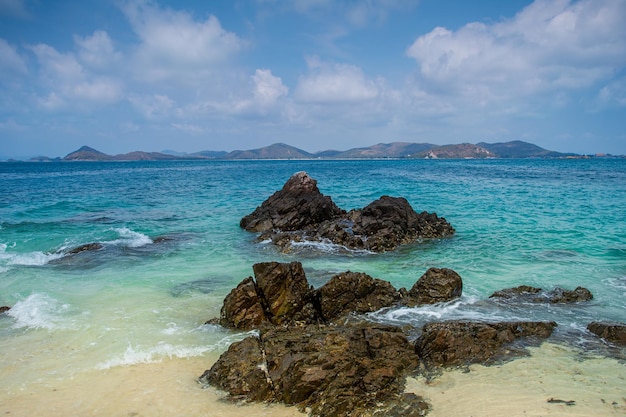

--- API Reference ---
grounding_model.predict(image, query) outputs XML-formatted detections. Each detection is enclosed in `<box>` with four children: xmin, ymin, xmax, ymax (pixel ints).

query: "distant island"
<box><xmin>12</xmin><ymin>140</ymin><xmax>622</xmax><ymax>162</ymax></box>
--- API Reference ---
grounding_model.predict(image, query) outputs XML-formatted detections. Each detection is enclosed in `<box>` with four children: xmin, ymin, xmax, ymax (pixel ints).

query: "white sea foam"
<box><xmin>95</xmin><ymin>342</ymin><xmax>212</xmax><ymax>369</ymax></box>
<box><xmin>107</xmin><ymin>227</ymin><xmax>153</xmax><ymax>248</ymax></box>
<box><xmin>0</xmin><ymin>242</ymin><xmax>65</xmax><ymax>268</ymax></box>
<box><xmin>7</xmin><ymin>293</ymin><xmax>73</xmax><ymax>330</ymax></box>
<box><xmin>288</xmin><ymin>238</ymin><xmax>374</xmax><ymax>255</ymax></box>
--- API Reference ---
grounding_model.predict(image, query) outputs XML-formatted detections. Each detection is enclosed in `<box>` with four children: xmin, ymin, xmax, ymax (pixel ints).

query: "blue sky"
<box><xmin>1</xmin><ymin>0</ymin><xmax>625</xmax><ymax>158</ymax></box>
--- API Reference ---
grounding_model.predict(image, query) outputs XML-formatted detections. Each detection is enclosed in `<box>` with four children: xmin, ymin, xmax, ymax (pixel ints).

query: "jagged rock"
<box><xmin>242</xmin><ymin>172</ymin><xmax>454</xmax><ymax>253</ymax></box>
<box><xmin>318</xmin><ymin>271</ymin><xmax>400</xmax><ymax>321</ymax></box>
<box><xmin>415</xmin><ymin>320</ymin><xmax>557</xmax><ymax>367</ymax></box>
<box><xmin>211</xmin><ymin>277</ymin><xmax>267</xmax><ymax>330</ymax></box>
<box><xmin>489</xmin><ymin>285</ymin><xmax>593</xmax><ymax>303</ymax></box>
<box><xmin>200</xmin><ymin>323</ymin><xmax>427</xmax><ymax>417</ymax></box>
<box><xmin>587</xmin><ymin>322</ymin><xmax>626</xmax><ymax>346</ymax></box>
<box><xmin>346</xmin><ymin>197</ymin><xmax>455</xmax><ymax>252</ymax></box>
<box><xmin>240</xmin><ymin>171</ymin><xmax>345</xmax><ymax>232</ymax></box>
<box><xmin>252</xmin><ymin>262</ymin><xmax>315</xmax><ymax>325</ymax></box>
<box><xmin>405</xmin><ymin>267</ymin><xmax>463</xmax><ymax>306</ymax></box>
<box><xmin>199</xmin><ymin>336</ymin><xmax>272</xmax><ymax>402</ymax></box>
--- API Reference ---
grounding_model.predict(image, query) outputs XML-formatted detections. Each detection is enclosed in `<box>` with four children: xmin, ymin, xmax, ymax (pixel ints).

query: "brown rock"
<box><xmin>253</xmin><ymin>261</ymin><xmax>316</xmax><ymax>325</ymax></box>
<box><xmin>199</xmin><ymin>336</ymin><xmax>273</xmax><ymax>402</ymax></box>
<box><xmin>0</xmin><ymin>306</ymin><xmax>10</xmax><ymax>314</ymax></box>
<box><xmin>406</xmin><ymin>267</ymin><xmax>463</xmax><ymax>306</ymax></box>
<box><xmin>65</xmin><ymin>242</ymin><xmax>103</xmax><ymax>254</ymax></box>
<box><xmin>318</xmin><ymin>271</ymin><xmax>400</xmax><ymax>321</ymax></box>
<box><xmin>489</xmin><ymin>285</ymin><xmax>593</xmax><ymax>303</ymax></box>
<box><xmin>201</xmin><ymin>323</ymin><xmax>426</xmax><ymax>417</ymax></box>
<box><xmin>214</xmin><ymin>277</ymin><xmax>267</xmax><ymax>330</ymax></box>
<box><xmin>587</xmin><ymin>322</ymin><xmax>626</xmax><ymax>346</ymax></box>
<box><xmin>415</xmin><ymin>320</ymin><xmax>557</xmax><ymax>367</ymax></box>
<box><xmin>240</xmin><ymin>171</ymin><xmax>345</xmax><ymax>232</ymax></box>
<box><xmin>242</xmin><ymin>172</ymin><xmax>454</xmax><ymax>253</ymax></box>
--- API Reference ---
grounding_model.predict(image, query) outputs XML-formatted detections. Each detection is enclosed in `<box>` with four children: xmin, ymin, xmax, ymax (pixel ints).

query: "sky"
<box><xmin>1</xmin><ymin>0</ymin><xmax>625</xmax><ymax>158</ymax></box>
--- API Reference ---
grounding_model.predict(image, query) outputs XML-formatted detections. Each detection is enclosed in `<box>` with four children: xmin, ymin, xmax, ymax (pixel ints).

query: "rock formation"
<box><xmin>203</xmin><ymin>261</ymin><xmax>565</xmax><ymax>416</ymax></box>
<box><xmin>415</xmin><ymin>320</ymin><xmax>557</xmax><ymax>368</ymax></box>
<box><xmin>201</xmin><ymin>322</ymin><xmax>429</xmax><ymax>417</ymax></box>
<box><xmin>489</xmin><ymin>285</ymin><xmax>593</xmax><ymax>303</ymax></box>
<box><xmin>241</xmin><ymin>172</ymin><xmax>454</xmax><ymax>252</ymax></box>
<box><xmin>208</xmin><ymin>262</ymin><xmax>464</xmax><ymax>331</ymax></box>
<box><xmin>587</xmin><ymin>322</ymin><xmax>626</xmax><ymax>346</ymax></box>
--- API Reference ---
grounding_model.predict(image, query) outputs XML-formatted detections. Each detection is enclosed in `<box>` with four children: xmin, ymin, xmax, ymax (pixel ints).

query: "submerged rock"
<box><xmin>241</xmin><ymin>172</ymin><xmax>454</xmax><ymax>253</ymax></box>
<box><xmin>200</xmin><ymin>322</ymin><xmax>428</xmax><ymax>417</ymax></box>
<box><xmin>64</xmin><ymin>242</ymin><xmax>103</xmax><ymax>254</ymax></box>
<box><xmin>489</xmin><ymin>285</ymin><xmax>593</xmax><ymax>303</ymax></box>
<box><xmin>415</xmin><ymin>320</ymin><xmax>557</xmax><ymax>368</ymax></box>
<box><xmin>587</xmin><ymin>322</ymin><xmax>626</xmax><ymax>346</ymax></box>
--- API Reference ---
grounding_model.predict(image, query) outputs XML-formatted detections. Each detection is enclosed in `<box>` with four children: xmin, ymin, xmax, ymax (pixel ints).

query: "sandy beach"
<box><xmin>2</xmin><ymin>342</ymin><xmax>624</xmax><ymax>417</ymax></box>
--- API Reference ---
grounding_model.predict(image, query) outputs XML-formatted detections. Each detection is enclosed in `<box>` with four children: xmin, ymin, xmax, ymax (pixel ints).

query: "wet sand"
<box><xmin>407</xmin><ymin>343</ymin><xmax>626</xmax><ymax>417</ymax></box>
<box><xmin>1</xmin><ymin>343</ymin><xmax>624</xmax><ymax>417</ymax></box>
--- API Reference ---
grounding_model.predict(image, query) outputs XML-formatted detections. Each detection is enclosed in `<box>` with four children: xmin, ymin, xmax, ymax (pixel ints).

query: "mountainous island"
<box><xmin>25</xmin><ymin>140</ymin><xmax>589</xmax><ymax>162</ymax></box>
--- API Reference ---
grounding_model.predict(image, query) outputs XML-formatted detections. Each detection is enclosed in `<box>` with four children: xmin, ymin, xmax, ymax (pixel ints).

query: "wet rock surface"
<box><xmin>202</xmin><ymin>261</ymin><xmax>576</xmax><ymax>416</ymax></box>
<box><xmin>209</xmin><ymin>263</ymin><xmax>464</xmax><ymax>331</ymax></box>
<box><xmin>241</xmin><ymin>172</ymin><xmax>454</xmax><ymax>252</ymax></box>
<box><xmin>415</xmin><ymin>320</ymin><xmax>557</xmax><ymax>368</ymax></box>
<box><xmin>489</xmin><ymin>285</ymin><xmax>593</xmax><ymax>303</ymax></box>
<box><xmin>404</xmin><ymin>267</ymin><xmax>463</xmax><ymax>306</ymax></box>
<box><xmin>587</xmin><ymin>322</ymin><xmax>626</xmax><ymax>346</ymax></box>
<box><xmin>201</xmin><ymin>322</ymin><xmax>428</xmax><ymax>417</ymax></box>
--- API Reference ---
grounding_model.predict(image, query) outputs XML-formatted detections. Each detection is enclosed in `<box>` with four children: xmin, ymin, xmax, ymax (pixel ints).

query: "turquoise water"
<box><xmin>0</xmin><ymin>159</ymin><xmax>625</xmax><ymax>412</ymax></box>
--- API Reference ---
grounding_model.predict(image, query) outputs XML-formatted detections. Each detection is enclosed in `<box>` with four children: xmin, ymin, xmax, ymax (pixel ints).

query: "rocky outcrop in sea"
<box><xmin>240</xmin><ymin>172</ymin><xmax>455</xmax><ymax>252</ymax></box>
<box><xmin>202</xmin><ymin>262</ymin><xmax>565</xmax><ymax>416</ymax></box>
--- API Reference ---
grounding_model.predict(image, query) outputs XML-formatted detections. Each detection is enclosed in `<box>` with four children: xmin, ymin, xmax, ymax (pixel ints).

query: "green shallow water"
<box><xmin>0</xmin><ymin>159</ymin><xmax>625</xmax><ymax>409</ymax></box>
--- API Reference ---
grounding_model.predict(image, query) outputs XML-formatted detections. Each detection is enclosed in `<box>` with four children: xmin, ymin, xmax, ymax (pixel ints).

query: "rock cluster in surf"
<box><xmin>240</xmin><ymin>171</ymin><xmax>454</xmax><ymax>252</ymax></box>
<box><xmin>202</xmin><ymin>262</ymin><xmax>574</xmax><ymax>416</ymax></box>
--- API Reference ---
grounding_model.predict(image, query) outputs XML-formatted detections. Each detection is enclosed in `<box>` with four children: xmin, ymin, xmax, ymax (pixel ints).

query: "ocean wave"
<box><xmin>105</xmin><ymin>227</ymin><xmax>153</xmax><ymax>248</ymax></box>
<box><xmin>368</xmin><ymin>295</ymin><xmax>514</xmax><ymax>327</ymax></box>
<box><xmin>0</xmin><ymin>243</ymin><xmax>65</xmax><ymax>269</ymax></box>
<box><xmin>6</xmin><ymin>293</ymin><xmax>76</xmax><ymax>330</ymax></box>
<box><xmin>95</xmin><ymin>329</ymin><xmax>259</xmax><ymax>369</ymax></box>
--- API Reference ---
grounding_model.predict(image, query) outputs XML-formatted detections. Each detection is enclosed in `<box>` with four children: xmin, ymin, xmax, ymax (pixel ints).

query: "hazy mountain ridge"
<box><xmin>14</xmin><ymin>140</ymin><xmax>592</xmax><ymax>162</ymax></box>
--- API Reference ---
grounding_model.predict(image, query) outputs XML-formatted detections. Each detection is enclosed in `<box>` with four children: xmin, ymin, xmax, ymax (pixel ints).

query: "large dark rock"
<box><xmin>252</xmin><ymin>261</ymin><xmax>316</xmax><ymax>325</ymax></box>
<box><xmin>405</xmin><ymin>267</ymin><xmax>463</xmax><ymax>306</ymax></box>
<box><xmin>346</xmin><ymin>197</ymin><xmax>455</xmax><ymax>252</ymax></box>
<box><xmin>587</xmin><ymin>322</ymin><xmax>626</xmax><ymax>346</ymax></box>
<box><xmin>318</xmin><ymin>271</ymin><xmax>400</xmax><ymax>321</ymax></box>
<box><xmin>240</xmin><ymin>171</ymin><xmax>345</xmax><ymax>232</ymax></box>
<box><xmin>242</xmin><ymin>172</ymin><xmax>454</xmax><ymax>253</ymax></box>
<box><xmin>415</xmin><ymin>320</ymin><xmax>557</xmax><ymax>367</ymax></box>
<box><xmin>489</xmin><ymin>285</ymin><xmax>593</xmax><ymax>303</ymax></box>
<box><xmin>212</xmin><ymin>277</ymin><xmax>267</xmax><ymax>330</ymax></box>
<box><xmin>210</xmin><ymin>262</ymin><xmax>318</xmax><ymax>330</ymax></box>
<box><xmin>200</xmin><ymin>323</ymin><xmax>428</xmax><ymax>417</ymax></box>
<box><xmin>0</xmin><ymin>306</ymin><xmax>10</xmax><ymax>314</ymax></box>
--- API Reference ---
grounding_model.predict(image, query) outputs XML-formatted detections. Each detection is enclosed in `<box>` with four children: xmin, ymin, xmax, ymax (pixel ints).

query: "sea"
<box><xmin>1</xmin><ymin>158</ymin><xmax>625</xmax><ymax>416</ymax></box>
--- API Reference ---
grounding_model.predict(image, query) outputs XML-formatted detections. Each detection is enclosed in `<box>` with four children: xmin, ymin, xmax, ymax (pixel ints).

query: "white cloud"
<box><xmin>75</xmin><ymin>31</ymin><xmax>121</xmax><ymax>69</ymax></box>
<box><xmin>295</xmin><ymin>59</ymin><xmax>379</xmax><ymax>103</ymax></box>
<box><xmin>406</xmin><ymin>0</ymin><xmax>626</xmax><ymax>103</ymax></box>
<box><xmin>172</xmin><ymin>123</ymin><xmax>204</xmax><ymax>134</ymax></box>
<box><xmin>122</xmin><ymin>0</ymin><xmax>244</xmax><ymax>83</ymax></box>
<box><xmin>0</xmin><ymin>38</ymin><xmax>27</xmax><ymax>76</ymax></box>
<box><xmin>129</xmin><ymin>93</ymin><xmax>175</xmax><ymax>119</ymax></box>
<box><xmin>29</xmin><ymin>43</ymin><xmax>123</xmax><ymax>106</ymax></box>
<box><xmin>251</xmin><ymin>69</ymin><xmax>289</xmax><ymax>108</ymax></box>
